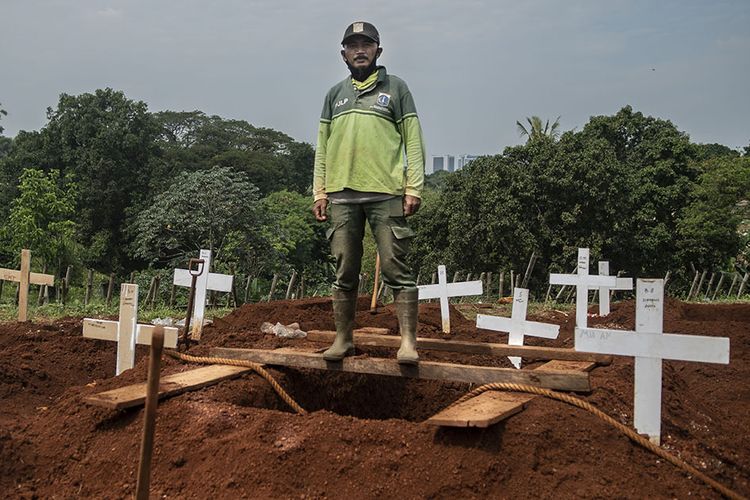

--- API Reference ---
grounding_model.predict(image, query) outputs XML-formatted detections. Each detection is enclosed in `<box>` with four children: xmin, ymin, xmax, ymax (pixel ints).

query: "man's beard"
<box><xmin>346</xmin><ymin>58</ymin><xmax>378</xmax><ymax>82</ymax></box>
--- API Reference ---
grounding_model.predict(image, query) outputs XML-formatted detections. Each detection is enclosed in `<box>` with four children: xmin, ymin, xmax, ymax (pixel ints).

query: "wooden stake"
<box><xmin>106</xmin><ymin>273</ymin><xmax>115</xmax><ymax>307</ymax></box>
<box><xmin>267</xmin><ymin>273</ymin><xmax>278</xmax><ymax>302</ymax></box>
<box><xmin>37</xmin><ymin>264</ymin><xmax>47</xmax><ymax>306</ymax></box>
<box><xmin>244</xmin><ymin>275</ymin><xmax>252</xmax><ymax>303</ymax></box>
<box><xmin>711</xmin><ymin>272</ymin><xmax>725</xmax><ymax>301</ymax></box>
<box><xmin>18</xmin><ymin>250</ymin><xmax>31</xmax><ymax>321</ymax></box>
<box><xmin>150</xmin><ymin>276</ymin><xmax>160</xmax><ymax>308</ymax></box>
<box><xmin>686</xmin><ymin>270</ymin><xmax>700</xmax><ymax>301</ymax></box>
<box><xmin>521</xmin><ymin>251</ymin><xmax>537</xmax><ymax>288</ymax></box>
<box><xmin>371</xmin><ymin>254</ymin><xmax>381</xmax><ymax>311</ymax></box>
<box><xmin>727</xmin><ymin>273</ymin><xmax>739</xmax><ymax>297</ymax></box>
<box><xmin>135</xmin><ymin>326</ymin><xmax>164</xmax><ymax>500</ymax></box>
<box><xmin>498</xmin><ymin>271</ymin><xmax>504</xmax><ymax>299</ymax></box>
<box><xmin>84</xmin><ymin>269</ymin><xmax>94</xmax><ymax>306</ymax></box>
<box><xmin>694</xmin><ymin>270</ymin><xmax>707</xmax><ymax>300</ymax></box>
<box><xmin>737</xmin><ymin>272</ymin><xmax>748</xmax><ymax>298</ymax></box>
<box><xmin>703</xmin><ymin>273</ymin><xmax>715</xmax><ymax>300</ymax></box>
<box><xmin>285</xmin><ymin>270</ymin><xmax>298</xmax><ymax>300</ymax></box>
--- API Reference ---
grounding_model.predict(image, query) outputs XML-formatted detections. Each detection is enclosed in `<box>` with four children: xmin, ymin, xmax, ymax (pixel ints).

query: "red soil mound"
<box><xmin>0</xmin><ymin>297</ymin><xmax>748</xmax><ymax>498</ymax></box>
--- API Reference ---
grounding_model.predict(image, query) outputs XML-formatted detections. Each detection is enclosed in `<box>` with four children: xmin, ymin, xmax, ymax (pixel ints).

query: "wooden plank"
<box><xmin>210</xmin><ymin>347</ymin><xmax>591</xmax><ymax>392</ymax></box>
<box><xmin>85</xmin><ymin>365</ymin><xmax>253</xmax><ymax>410</ymax></box>
<box><xmin>0</xmin><ymin>268</ymin><xmax>21</xmax><ymax>282</ymax></box>
<box><xmin>306</xmin><ymin>330</ymin><xmax>612</xmax><ymax>365</ymax></box>
<box><xmin>534</xmin><ymin>360</ymin><xmax>597</xmax><ymax>372</ymax></box>
<box><xmin>426</xmin><ymin>392</ymin><xmax>535</xmax><ymax>428</ymax></box>
<box><xmin>29</xmin><ymin>272</ymin><xmax>54</xmax><ymax>286</ymax></box>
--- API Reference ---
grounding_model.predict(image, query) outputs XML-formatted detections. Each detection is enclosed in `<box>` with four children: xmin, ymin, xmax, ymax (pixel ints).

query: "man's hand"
<box><xmin>403</xmin><ymin>195</ymin><xmax>421</xmax><ymax>216</ymax></box>
<box><xmin>313</xmin><ymin>198</ymin><xmax>328</xmax><ymax>221</ymax></box>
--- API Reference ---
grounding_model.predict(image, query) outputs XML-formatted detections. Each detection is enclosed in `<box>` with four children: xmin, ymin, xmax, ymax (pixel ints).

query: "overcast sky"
<box><xmin>2</xmin><ymin>0</ymin><xmax>748</xmax><ymax>170</ymax></box>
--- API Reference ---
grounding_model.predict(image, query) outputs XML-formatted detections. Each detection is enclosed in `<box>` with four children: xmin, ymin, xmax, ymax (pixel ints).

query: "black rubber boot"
<box><xmin>394</xmin><ymin>288</ymin><xmax>419</xmax><ymax>365</ymax></box>
<box><xmin>323</xmin><ymin>289</ymin><xmax>358</xmax><ymax>361</ymax></box>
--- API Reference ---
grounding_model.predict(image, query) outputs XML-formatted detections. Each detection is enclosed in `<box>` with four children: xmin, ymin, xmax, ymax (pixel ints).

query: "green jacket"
<box><xmin>313</xmin><ymin>67</ymin><xmax>425</xmax><ymax>201</ymax></box>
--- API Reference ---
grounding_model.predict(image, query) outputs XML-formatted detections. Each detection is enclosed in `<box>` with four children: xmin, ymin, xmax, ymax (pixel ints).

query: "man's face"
<box><xmin>341</xmin><ymin>35</ymin><xmax>382</xmax><ymax>69</ymax></box>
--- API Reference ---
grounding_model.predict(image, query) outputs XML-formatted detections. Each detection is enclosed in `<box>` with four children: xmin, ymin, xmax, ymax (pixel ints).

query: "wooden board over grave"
<box><xmin>534</xmin><ymin>360</ymin><xmax>597</xmax><ymax>372</ymax></box>
<box><xmin>305</xmin><ymin>330</ymin><xmax>612</xmax><ymax>364</ymax></box>
<box><xmin>426</xmin><ymin>392</ymin><xmax>535</xmax><ymax>428</ymax></box>
<box><xmin>210</xmin><ymin>347</ymin><xmax>591</xmax><ymax>392</ymax></box>
<box><xmin>85</xmin><ymin>365</ymin><xmax>253</xmax><ymax>410</ymax></box>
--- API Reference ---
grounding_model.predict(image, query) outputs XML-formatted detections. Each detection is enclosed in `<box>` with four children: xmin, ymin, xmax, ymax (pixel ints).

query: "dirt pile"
<box><xmin>0</xmin><ymin>297</ymin><xmax>748</xmax><ymax>498</ymax></box>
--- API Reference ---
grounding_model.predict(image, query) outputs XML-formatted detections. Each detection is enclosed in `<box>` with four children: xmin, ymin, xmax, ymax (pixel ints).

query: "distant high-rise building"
<box><xmin>431</xmin><ymin>154</ymin><xmax>478</xmax><ymax>173</ymax></box>
<box><xmin>456</xmin><ymin>154</ymin><xmax>478</xmax><ymax>170</ymax></box>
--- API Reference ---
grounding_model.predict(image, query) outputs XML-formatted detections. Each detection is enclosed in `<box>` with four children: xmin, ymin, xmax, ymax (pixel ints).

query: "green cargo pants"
<box><xmin>326</xmin><ymin>197</ymin><xmax>417</xmax><ymax>293</ymax></box>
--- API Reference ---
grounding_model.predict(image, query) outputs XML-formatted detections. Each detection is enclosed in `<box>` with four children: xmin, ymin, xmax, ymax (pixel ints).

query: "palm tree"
<box><xmin>516</xmin><ymin>115</ymin><xmax>561</xmax><ymax>143</ymax></box>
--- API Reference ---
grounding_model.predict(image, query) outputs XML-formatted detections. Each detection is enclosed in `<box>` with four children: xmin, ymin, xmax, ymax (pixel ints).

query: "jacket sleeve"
<box><xmin>312</xmin><ymin>95</ymin><xmax>333</xmax><ymax>201</ymax></box>
<box><xmin>398</xmin><ymin>89</ymin><xmax>425</xmax><ymax>198</ymax></box>
<box><xmin>312</xmin><ymin>121</ymin><xmax>331</xmax><ymax>201</ymax></box>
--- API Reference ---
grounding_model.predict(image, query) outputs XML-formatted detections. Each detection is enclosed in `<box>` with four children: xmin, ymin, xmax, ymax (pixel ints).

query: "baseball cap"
<box><xmin>341</xmin><ymin>21</ymin><xmax>380</xmax><ymax>45</ymax></box>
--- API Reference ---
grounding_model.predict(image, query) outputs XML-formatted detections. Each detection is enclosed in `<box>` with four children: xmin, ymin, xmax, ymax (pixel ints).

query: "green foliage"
<box><xmin>423</xmin><ymin>169</ymin><xmax>453</xmax><ymax>191</ymax></box>
<box><xmin>0</xmin><ymin>102</ymin><xmax>6</xmax><ymax>134</ymax></box>
<box><xmin>261</xmin><ymin>190</ymin><xmax>331</xmax><ymax>274</ymax></box>
<box><xmin>676</xmin><ymin>156</ymin><xmax>750</xmax><ymax>269</ymax></box>
<box><xmin>1</xmin><ymin>168</ymin><xmax>78</xmax><ymax>273</ymax></box>
<box><xmin>516</xmin><ymin>116</ymin><xmax>561</xmax><ymax>143</ymax></box>
<box><xmin>128</xmin><ymin>166</ymin><xmax>272</xmax><ymax>272</ymax></box>
<box><xmin>0</xmin><ymin>89</ymin><xmax>162</xmax><ymax>271</ymax></box>
<box><xmin>152</xmin><ymin>111</ymin><xmax>314</xmax><ymax>196</ymax></box>
<box><xmin>693</xmin><ymin>143</ymin><xmax>741</xmax><ymax>161</ymax></box>
<box><xmin>412</xmin><ymin>106</ymin><xmax>741</xmax><ymax>293</ymax></box>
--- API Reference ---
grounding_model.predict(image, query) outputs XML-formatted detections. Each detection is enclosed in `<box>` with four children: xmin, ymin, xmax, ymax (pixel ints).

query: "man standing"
<box><xmin>312</xmin><ymin>21</ymin><xmax>425</xmax><ymax>365</ymax></box>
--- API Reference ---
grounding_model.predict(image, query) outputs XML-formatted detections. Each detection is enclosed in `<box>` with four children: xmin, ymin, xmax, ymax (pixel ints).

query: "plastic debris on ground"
<box><xmin>260</xmin><ymin>321</ymin><xmax>307</xmax><ymax>338</ymax></box>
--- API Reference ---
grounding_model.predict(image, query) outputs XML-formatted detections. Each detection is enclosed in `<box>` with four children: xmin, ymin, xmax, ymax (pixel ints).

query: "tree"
<box><xmin>152</xmin><ymin>111</ymin><xmax>314</xmax><ymax>196</ymax></box>
<box><xmin>128</xmin><ymin>167</ymin><xmax>273</xmax><ymax>272</ymax></box>
<box><xmin>1</xmin><ymin>169</ymin><xmax>78</xmax><ymax>274</ymax></box>
<box><xmin>0</xmin><ymin>102</ymin><xmax>7</xmax><ymax>134</ymax></box>
<box><xmin>516</xmin><ymin>116</ymin><xmax>561</xmax><ymax>143</ymax></box>
<box><xmin>412</xmin><ymin>106</ymin><xmax>734</xmax><ymax>293</ymax></box>
<box><xmin>0</xmin><ymin>89</ymin><xmax>163</xmax><ymax>271</ymax></box>
<box><xmin>261</xmin><ymin>190</ymin><xmax>331</xmax><ymax>281</ymax></box>
<box><xmin>676</xmin><ymin>156</ymin><xmax>750</xmax><ymax>269</ymax></box>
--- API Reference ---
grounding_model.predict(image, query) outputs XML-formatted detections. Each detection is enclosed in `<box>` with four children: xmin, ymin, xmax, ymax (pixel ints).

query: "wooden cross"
<box><xmin>575</xmin><ymin>279</ymin><xmax>730</xmax><ymax>444</ymax></box>
<box><xmin>549</xmin><ymin>248</ymin><xmax>617</xmax><ymax>328</ymax></box>
<box><xmin>597</xmin><ymin>261</ymin><xmax>633</xmax><ymax>316</ymax></box>
<box><xmin>476</xmin><ymin>287</ymin><xmax>560</xmax><ymax>368</ymax></box>
<box><xmin>0</xmin><ymin>249</ymin><xmax>55</xmax><ymax>322</ymax></box>
<box><xmin>173</xmin><ymin>249</ymin><xmax>233</xmax><ymax>341</ymax></box>
<box><xmin>418</xmin><ymin>265</ymin><xmax>482</xmax><ymax>334</ymax></box>
<box><xmin>83</xmin><ymin>283</ymin><xmax>179</xmax><ymax>375</ymax></box>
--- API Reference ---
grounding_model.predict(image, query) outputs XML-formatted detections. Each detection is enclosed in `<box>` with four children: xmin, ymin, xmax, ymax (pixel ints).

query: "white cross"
<box><xmin>0</xmin><ymin>249</ymin><xmax>55</xmax><ymax>322</ymax></box>
<box><xmin>597</xmin><ymin>261</ymin><xmax>633</xmax><ymax>316</ymax></box>
<box><xmin>476</xmin><ymin>287</ymin><xmax>560</xmax><ymax>369</ymax></box>
<box><xmin>549</xmin><ymin>248</ymin><xmax>617</xmax><ymax>328</ymax></box>
<box><xmin>418</xmin><ymin>265</ymin><xmax>482</xmax><ymax>334</ymax></box>
<box><xmin>575</xmin><ymin>279</ymin><xmax>730</xmax><ymax>444</ymax></box>
<box><xmin>83</xmin><ymin>284</ymin><xmax>179</xmax><ymax>375</ymax></box>
<box><xmin>173</xmin><ymin>249</ymin><xmax>233</xmax><ymax>341</ymax></box>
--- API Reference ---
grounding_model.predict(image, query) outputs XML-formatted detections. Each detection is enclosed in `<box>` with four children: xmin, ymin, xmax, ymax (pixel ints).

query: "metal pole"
<box><xmin>135</xmin><ymin>326</ymin><xmax>165</xmax><ymax>500</ymax></box>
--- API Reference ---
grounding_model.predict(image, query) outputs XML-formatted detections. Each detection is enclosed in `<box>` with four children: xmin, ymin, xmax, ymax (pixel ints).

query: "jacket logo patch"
<box><xmin>334</xmin><ymin>97</ymin><xmax>349</xmax><ymax>108</ymax></box>
<box><xmin>377</xmin><ymin>93</ymin><xmax>391</xmax><ymax>106</ymax></box>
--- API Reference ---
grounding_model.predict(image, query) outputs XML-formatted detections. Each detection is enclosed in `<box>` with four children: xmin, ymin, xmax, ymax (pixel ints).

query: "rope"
<box><xmin>163</xmin><ymin>350</ymin><xmax>307</xmax><ymax>415</ymax></box>
<box><xmin>446</xmin><ymin>383</ymin><xmax>745</xmax><ymax>500</ymax></box>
